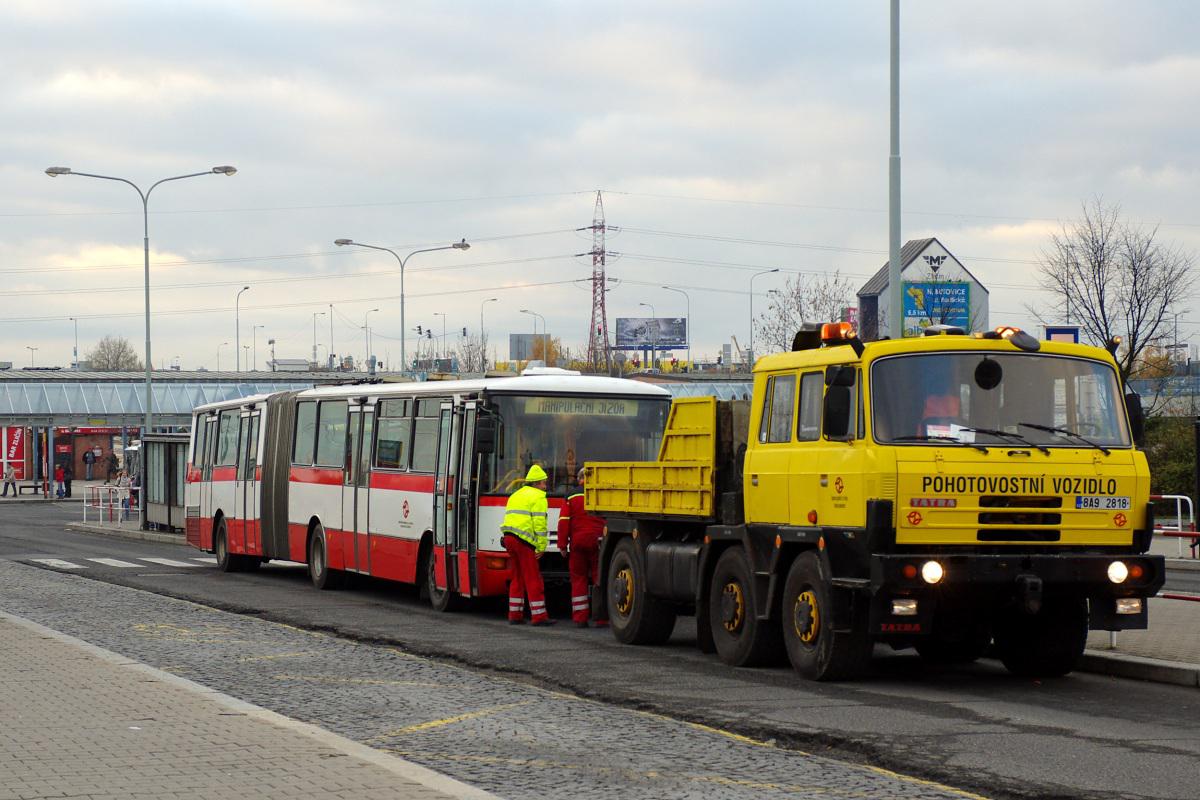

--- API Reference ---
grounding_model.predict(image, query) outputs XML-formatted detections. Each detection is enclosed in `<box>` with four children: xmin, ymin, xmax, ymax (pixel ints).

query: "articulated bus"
<box><xmin>184</xmin><ymin>371</ymin><xmax>670</xmax><ymax>608</ymax></box>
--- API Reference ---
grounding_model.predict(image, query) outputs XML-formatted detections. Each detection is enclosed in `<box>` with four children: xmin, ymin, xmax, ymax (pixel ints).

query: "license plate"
<box><xmin>1075</xmin><ymin>495</ymin><xmax>1130</xmax><ymax>510</ymax></box>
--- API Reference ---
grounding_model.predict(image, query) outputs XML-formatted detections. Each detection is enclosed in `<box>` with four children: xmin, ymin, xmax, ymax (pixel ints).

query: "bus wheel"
<box><xmin>308</xmin><ymin>524</ymin><xmax>342</xmax><ymax>590</ymax></box>
<box><xmin>781</xmin><ymin>552</ymin><xmax>871</xmax><ymax>681</ymax></box>
<box><xmin>425</xmin><ymin>546</ymin><xmax>461</xmax><ymax>612</ymax></box>
<box><xmin>708</xmin><ymin>547</ymin><xmax>782</xmax><ymax>667</ymax></box>
<box><xmin>608</xmin><ymin>537</ymin><xmax>675</xmax><ymax>645</ymax></box>
<box><xmin>993</xmin><ymin>597</ymin><xmax>1087</xmax><ymax>678</ymax></box>
<box><xmin>214</xmin><ymin>519</ymin><xmax>240</xmax><ymax>573</ymax></box>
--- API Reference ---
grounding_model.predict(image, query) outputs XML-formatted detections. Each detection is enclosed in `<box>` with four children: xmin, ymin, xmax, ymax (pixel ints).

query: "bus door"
<box><xmin>454</xmin><ymin>401</ymin><xmax>479</xmax><ymax>594</ymax></box>
<box><xmin>432</xmin><ymin>401</ymin><xmax>462</xmax><ymax>594</ymax></box>
<box><xmin>341</xmin><ymin>403</ymin><xmax>375</xmax><ymax>573</ymax></box>
<box><xmin>234</xmin><ymin>409</ymin><xmax>261</xmax><ymax>555</ymax></box>
<box><xmin>199</xmin><ymin>414</ymin><xmax>218</xmax><ymax>546</ymax></box>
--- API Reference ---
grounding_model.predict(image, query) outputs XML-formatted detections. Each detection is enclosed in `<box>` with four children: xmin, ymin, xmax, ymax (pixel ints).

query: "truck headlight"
<box><xmin>920</xmin><ymin>560</ymin><xmax>944</xmax><ymax>585</ymax></box>
<box><xmin>1115</xmin><ymin>598</ymin><xmax>1143</xmax><ymax>615</ymax></box>
<box><xmin>1107</xmin><ymin>561</ymin><xmax>1129</xmax><ymax>584</ymax></box>
<box><xmin>892</xmin><ymin>599</ymin><xmax>918</xmax><ymax>616</ymax></box>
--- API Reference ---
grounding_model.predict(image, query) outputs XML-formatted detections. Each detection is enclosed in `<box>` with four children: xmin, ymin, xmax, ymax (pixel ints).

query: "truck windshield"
<box><xmin>480</xmin><ymin>394</ymin><xmax>670</xmax><ymax>496</ymax></box>
<box><xmin>871</xmin><ymin>352</ymin><xmax>1130</xmax><ymax>448</ymax></box>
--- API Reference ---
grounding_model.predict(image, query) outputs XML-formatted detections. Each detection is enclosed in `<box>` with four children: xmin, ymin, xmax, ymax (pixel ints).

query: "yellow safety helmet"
<box><xmin>525</xmin><ymin>464</ymin><xmax>548</xmax><ymax>482</ymax></box>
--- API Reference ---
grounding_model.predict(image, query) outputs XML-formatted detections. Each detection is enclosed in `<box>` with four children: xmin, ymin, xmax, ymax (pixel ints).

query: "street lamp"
<box><xmin>749</xmin><ymin>268</ymin><xmax>780</xmax><ymax>365</ymax></box>
<box><xmin>216</xmin><ymin>342</ymin><xmax>229</xmax><ymax>372</ymax></box>
<box><xmin>480</xmin><ymin>297</ymin><xmax>498</xmax><ymax>371</ymax></box>
<box><xmin>251</xmin><ymin>325</ymin><xmax>265</xmax><ymax>372</ymax></box>
<box><xmin>334</xmin><ymin>237</ymin><xmax>470</xmax><ymax>373</ymax></box>
<box><xmin>520</xmin><ymin>309</ymin><xmax>548</xmax><ymax>364</ymax></box>
<box><xmin>662</xmin><ymin>286</ymin><xmax>691</xmax><ymax>368</ymax></box>
<box><xmin>45</xmin><ymin>164</ymin><xmax>237</xmax><ymax>440</ymax></box>
<box><xmin>312</xmin><ymin>311</ymin><xmax>325</xmax><ymax>366</ymax></box>
<box><xmin>68</xmin><ymin>317</ymin><xmax>79</xmax><ymax>370</ymax></box>
<box><xmin>235</xmin><ymin>285</ymin><xmax>250</xmax><ymax>372</ymax></box>
<box><xmin>25</xmin><ymin>346</ymin><xmax>37</xmax><ymax>368</ymax></box>
<box><xmin>363</xmin><ymin>308</ymin><xmax>380</xmax><ymax>368</ymax></box>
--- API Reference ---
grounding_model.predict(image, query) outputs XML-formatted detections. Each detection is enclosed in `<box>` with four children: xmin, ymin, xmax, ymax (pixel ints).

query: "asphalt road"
<box><xmin>2</xmin><ymin>503</ymin><xmax>1199</xmax><ymax>800</ymax></box>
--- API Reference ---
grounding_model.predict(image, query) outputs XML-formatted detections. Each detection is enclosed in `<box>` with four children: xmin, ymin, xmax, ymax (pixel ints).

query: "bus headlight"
<box><xmin>920</xmin><ymin>560</ymin><xmax>945</xmax><ymax>585</ymax></box>
<box><xmin>1107</xmin><ymin>561</ymin><xmax>1129</xmax><ymax>584</ymax></box>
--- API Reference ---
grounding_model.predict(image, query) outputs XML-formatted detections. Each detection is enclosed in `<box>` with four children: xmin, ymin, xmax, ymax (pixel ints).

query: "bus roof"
<box><xmin>193</xmin><ymin>375</ymin><xmax>669</xmax><ymax>413</ymax></box>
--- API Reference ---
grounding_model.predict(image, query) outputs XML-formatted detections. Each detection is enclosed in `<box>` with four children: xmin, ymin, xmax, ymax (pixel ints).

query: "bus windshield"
<box><xmin>481</xmin><ymin>394</ymin><xmax>670</xmax><ymax>496</ymax></box>
<box><xmin>871</xmin><ymin>352</ymin><xmax>1131</xmax><ymax>449</ymax></box>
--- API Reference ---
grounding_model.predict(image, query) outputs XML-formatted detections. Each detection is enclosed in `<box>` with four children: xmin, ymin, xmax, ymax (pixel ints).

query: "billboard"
<box><xmin>614</xmin><ymin>317</ymin><xmax>687</xmax><ymax>349</ymax></box>
<box><xmin>902</xmin><ymin>281</ymin><xmax>970</xmax><ymax>336</ymax></box>
<box><xmin>3</xmin><ymin>426</ymin><xmax>26</xmax><ymax>480</ymax></box>
<box><xmin>1044</xmin><ymin>325</ymin><xmax>1080</xmax><ymax>344</ymax></box>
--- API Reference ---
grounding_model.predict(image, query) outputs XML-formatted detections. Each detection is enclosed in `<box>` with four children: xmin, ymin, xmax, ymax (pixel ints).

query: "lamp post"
<box><xmin>235</xmin><ymin>285</ymin><xmax>250</xmax><ymax>372</ymax></box>
<box><xmin>334</xmin><ymin>238</ymin><xmax>470</xmax><ymax>373</ymax></box>
<box><xmin>68</xmin><ymin>316</ymin><xmax>79</xmax><ymax>369</ymax></box>
<box><xmin>639</xmin><ymin>302</ymin><xmax>657</xmax><ymax>369</ymax></box>
<box><xmin>312</xmin><ymin>311</ymin><xmax>325</xmax><ymax>367</ymax></box>
<box><xmin>363</xmin><ymin>308</ymin><xmax>380</xmax><ymax>368</ymax></box>
<box><xmin>328</xmin><ymin>303</ymin><xmax>335</xmax><ymax>370</ymax></box>
<box><xmin>661</xmin><ymin>286</ymin><xmax>691</xmax><ymax>368</ymax></box>
<box><xmin>480</xmin><ymin>297</ymin><xmax>498</xmax><ymax>371</ymax></box>
<box><xmin>251</xmin><ymin>325</ymin><xmax>265</xmax><ymax>372</ymax></box>
<box><xmin>216</xmin><ymin>342</ymin><xmax>229</xmax><ymax>372</ymax></box>
<box><xmin>45</xmin><ymin>164</ymin><xmax>236</xmax><ymax>439</ymax></box>
<box><xmin>749</xmin><ymin>268</ymin><xmax>780</xmax><ymax>365</ymax></box>
<box><xmin>25</xmin><ymin>346</ymin><xmax>37</xmax><ymax>368</ymax></box>
<box><xmin>520</xmin><ymin>309</ymin><xmax>548</xmax><ymax>364</ymax></box>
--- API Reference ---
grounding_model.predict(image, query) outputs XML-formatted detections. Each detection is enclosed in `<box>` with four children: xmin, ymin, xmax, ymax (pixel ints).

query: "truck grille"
<box><xmin>979</xmin><ymin>512</ymin><xmax>1062</xmax><ymax>525</ymax></box>
<box><xmin>979</xmin><ymin>496</ymin><xmax>1062</xmax><ymax>508</ymax></box>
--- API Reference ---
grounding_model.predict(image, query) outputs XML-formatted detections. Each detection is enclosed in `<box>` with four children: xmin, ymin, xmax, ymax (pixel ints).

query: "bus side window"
<box><xmin>797</xmin><ymin>372</ymin><xmax>823</xmax><ymax>441</ymax></box>
<box><xmin>193</xmin><ymin>416</ymin><xmax>207</xmax><ymax>467</ymax></box>
<box><xmin>293</xmin><ymin>401</ymin><xmax>317</xmax><ymax>465</ymax></box>
<box><xmin>410</xmin><ymin>398</ymin><xmax>444</xmax><ymax>473</ymax></box>
<box><xmin>216</xmin><ymin>409</ymin><xmax>241</xmax><ymax>466</ymax></box>
<box><xmin>314</xmin><ymin>402</ymin><xmax>347</xmax><ymax>467</ymax></box>
<box><xmin>375</xmin><ymin>399</ymin><xmax>412</xmax><ymax>470</ymax></box>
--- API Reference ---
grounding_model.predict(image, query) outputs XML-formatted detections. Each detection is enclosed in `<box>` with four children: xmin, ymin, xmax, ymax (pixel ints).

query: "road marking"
<box><xmin>192</xmin><ymin>556</ymin><xmax>217</xmax><ymax>564</ymax></box>
<box><xmin>369</xmin><ymin>701</ymin><xmax>531</xmax><ymax>740</ymax></box>
<box><xmin>139</xmin><ymin>557</ymin><xmax>203</xmax><ymax>568</ymax></box>
<box><xmin>86</xmin><ymin>558</ymin><xmax>141</xmax><ymax>568</ymax></box>
<box><xmin>29</xmin><ymin>558</ymin><xmax>85</xmax><ymax>570</ymax></box>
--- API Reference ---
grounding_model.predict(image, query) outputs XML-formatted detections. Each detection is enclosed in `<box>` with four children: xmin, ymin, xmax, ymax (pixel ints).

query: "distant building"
<box><xmin>270</xmin><ymin>358</ymin><xmax>312</xmax><ymax>372</ymax></box>
<box><xmin>857</xmin><ymin>237</ymin><xmax>989</xmax><ymax>340</ymax></box>
<box><xmin>509</xmin><ymin>333</ymin><xmax>539</xmax><ymax>361</ymax></box>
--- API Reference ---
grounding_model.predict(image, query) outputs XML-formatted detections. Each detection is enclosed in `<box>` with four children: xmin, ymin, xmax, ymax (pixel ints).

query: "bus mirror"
<box><xmin>1124</xmin><ymin>392</ymin><xmax>1145</xmax><ymax>447</ymax></box>
<box><xmin>476</xmin><ymin>415</ymin><xmax>497</xmax><ymax>454</ymax></box>
<box><xmin>823</xmin><ymin>386</ymin><xmax>852</xmax><ymax>438</ymax></box>
<box><xmin>825</xmin><ymin>365</ymin><xmax>855</xmax><ymax>387</ymax></box>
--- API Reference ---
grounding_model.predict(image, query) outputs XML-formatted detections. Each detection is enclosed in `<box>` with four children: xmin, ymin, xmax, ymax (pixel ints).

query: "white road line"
<box><xmin>139</xmin><ymin>557</ymin><xmax>203</xmax><ymax>568</ymax></box>
<box><xmin>85</xmin><ymin>558</ymin><xmax>142</xmax><ymax>568</ymax></box>
<box><xmin>29</xmin><ymin>558</ymin><xmax>86</xmax><ymax>570</ymax></box>
<box><xmin>191</xmin><ymin>556</ymin><xmax>217</xmax><ymax>564</ymax></box>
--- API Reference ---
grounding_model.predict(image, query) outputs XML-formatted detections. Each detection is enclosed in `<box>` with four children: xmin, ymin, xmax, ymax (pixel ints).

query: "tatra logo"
<box><xmin>923</xmin><ymin>255</ymin><xmax>947</xmax><ymax>268</ymax></box>
<box><xmin>834</xmin><ymin>476</ymin><xmax>845</xmax><ymax>494</ymax></box>
<box><xmin>402</xmin><ymin>500</ymin><xmax>410</xmax><ymax>519</ymax></box>
<box><xmin>1113</xmin><ymin>512</ymin><xmax>1127</xmax><ymax>528</ymax></box>
<box><xmin>906</xmin><ymin>510</ymin><xmax>923</xmax><ymax>526</ymax></box>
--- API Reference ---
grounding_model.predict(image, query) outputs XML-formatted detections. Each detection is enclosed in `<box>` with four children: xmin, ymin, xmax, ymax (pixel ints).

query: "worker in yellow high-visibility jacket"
<box><xmin>502</xmin><ymin>464</ymin><xmax>554</xmax><ymax>625</ymax></box>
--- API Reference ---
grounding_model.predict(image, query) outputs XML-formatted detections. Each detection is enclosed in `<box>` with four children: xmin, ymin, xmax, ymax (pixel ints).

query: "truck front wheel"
<box><xmin>708</xmin><ymin>547</ymin><xmax>783</xmax><ymax>667</ymax></box>
<box><xmin>993</xmin><ymin>597</ymin><xmax>1088</xmax><ymax>678</ymax></box>
<box><xmin>608</xmin><ymin>537</ymin><xmax>676</xmax><ymax>645</ymax></box>
<box><xmin>781</xmin><ymin>551</ymin><xmax>871</xmax><ymax>681</ymax></box>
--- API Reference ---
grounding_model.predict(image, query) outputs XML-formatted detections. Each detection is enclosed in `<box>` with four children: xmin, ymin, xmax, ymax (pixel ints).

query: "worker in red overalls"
<box><xmin>557</xmin><ymin>467</ymin><xmax>608</xmax><ymax>628</ymax></box>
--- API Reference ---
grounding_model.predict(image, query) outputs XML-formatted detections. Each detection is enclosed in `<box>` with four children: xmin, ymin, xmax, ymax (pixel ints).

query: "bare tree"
<box><xmin>86</xmin><ymin>335</ymin><xmax>143</xmax><ymax>370</ymax></box>
<box><xmin>449</xmin><ymin>332</ymin><xmax>490</xmax><ymax>373</ymax></box>
<box><xmin>1033</xmin><ymin>198</ymin><xmax>1194</xmax><ymax>382</ymax></box>
<box><xmin>754</xmin><ymin>270</ymin><xmax>855</xmax><ymax>354</ymax></box>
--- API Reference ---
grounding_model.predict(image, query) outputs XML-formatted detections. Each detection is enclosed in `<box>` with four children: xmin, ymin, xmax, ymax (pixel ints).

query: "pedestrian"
<box><xmin>105</xmin><ymin>452</ymin><xmax>118</xmax><ymax>484</ymax></box>
<box><xmin>117</xmin><ymin>470</ymin><xmax>131</xmax><ymax>519</ymax></box>
<box><xmin>557</xmin><ymin>466</ymin><xmax>608</xmax><ymax>627</ymax></box>
<box><xmin>2</xmin><ymin>463</ymin><xmax>16</xmax><ymax>497</ymax></box>
<box><xmin>501</xmin><ymin>464</ymin><xmax>554</xmax><ymax>626</ymax></box>
<box><xmin>63</xmin><ymin>463</ymin><xmax>73</xmax><ymax>499</ymax></box>
<box><xmin>83</xmin><ymin>449</ymin><xmax>95</xmax><ymax>481</ymax></box>
<box><xmin>54</xmin><ymin>464</ymin><xmax>65</xmax><ymax>498</ymax></box>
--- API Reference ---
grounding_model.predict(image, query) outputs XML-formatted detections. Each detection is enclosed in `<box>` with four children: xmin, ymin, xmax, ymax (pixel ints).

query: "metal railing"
<box><xmin>1151</xmin><ymin>494</ymin><xmax>1197</xmax><ymax>558</ymax></box>
<box><xmin>83</xmin><ymin>485</ymin><xmax>134</xmax><ymax>526</ymax></box>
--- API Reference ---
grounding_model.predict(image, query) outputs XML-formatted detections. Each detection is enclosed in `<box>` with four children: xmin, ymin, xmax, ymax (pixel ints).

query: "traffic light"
<box><xmin>462</xmin><ymin>327</ymin><xmax>468</xmax><ymax>336</ymax></box>
<box><xmin>416</xmin><ymin>325</ymin><xmax>423</xmax><ymax>335</ymax></box>
<box><xmin>426</xmin><ymin>330</ymin><xmax>432</xmax><ymax>339</ymax></box>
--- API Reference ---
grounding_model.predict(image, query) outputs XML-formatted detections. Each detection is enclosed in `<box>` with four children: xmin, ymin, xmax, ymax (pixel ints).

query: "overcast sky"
<box><xmin>2</xmin><ymin>0</ymin><xmax>1197</xmax><ymax>370</ymax></box>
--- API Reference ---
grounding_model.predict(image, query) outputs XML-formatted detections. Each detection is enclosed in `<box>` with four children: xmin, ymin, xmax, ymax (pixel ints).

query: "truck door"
<box><xmin>788</xmin><ymin>371</ymin><xmax>826</xmax><ymax>527</ymax></box>
<box><xmin>340</xmin><ymin>403</ymin><xmax>374</xmax><ymax>573</ymax></box>
<box><xmin>744</xmin><ymin>372</ymin><xmax>796</xmax><ymax>523</ymax></box>
<box><xmin>815</xmin><ymin>367</ymin><xmax>866</xmax><ymax>528</ymax></box>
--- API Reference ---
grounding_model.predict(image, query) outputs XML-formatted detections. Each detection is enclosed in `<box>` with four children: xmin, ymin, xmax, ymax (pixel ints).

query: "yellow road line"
<box><xmin>863</xmin><ymin>765</ymin><xmax>991</xmax><ymax>800</ymax></box>
<box><xmin>368</xmin><ymin>701</ymin><xmax>530</xmax><ymax>740</ymax></box>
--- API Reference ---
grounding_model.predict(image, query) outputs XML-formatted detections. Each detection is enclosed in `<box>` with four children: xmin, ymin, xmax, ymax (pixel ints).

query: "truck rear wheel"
<box><xmin>993</xmin><ymin>597</ymin><xmax>1088</xmax><ymax>678</ymax></box>
<box><xmin>708</xmin><ymin>547</ymin><xmax>782</xmax><ymax>667</ymax></box>
<box><xmin>781</xmin><ymin>552</ymin><xmax>871</xmax><ymax>681</ymax></box>
<box><xmin>608</xmin><ymin>537</ymin><xmax>676</xmax><ymax>645</ymax></box>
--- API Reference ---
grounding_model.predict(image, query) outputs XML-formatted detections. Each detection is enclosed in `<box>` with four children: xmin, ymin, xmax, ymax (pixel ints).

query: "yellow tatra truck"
<box><xmin>585</xmin><ymin>323</ymin><xmax>1165</xmax><ymax>680</ymax></box>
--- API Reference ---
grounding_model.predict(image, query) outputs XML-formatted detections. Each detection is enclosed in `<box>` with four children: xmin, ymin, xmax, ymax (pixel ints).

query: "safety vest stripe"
<box><xmin>505</xmin><ymin>509</ymin><xmax>547</xmax><ymax>518</ymax></box>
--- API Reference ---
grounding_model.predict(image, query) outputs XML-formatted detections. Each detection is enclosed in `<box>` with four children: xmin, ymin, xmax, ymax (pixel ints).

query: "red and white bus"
<box><xmin>184</xmin><ymin>371</ymin><xmax>670</xmax><ymax>608</ymax></box>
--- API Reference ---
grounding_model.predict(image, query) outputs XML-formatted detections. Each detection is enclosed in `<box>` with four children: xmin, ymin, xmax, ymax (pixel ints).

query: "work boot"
<box><xmin>530</xmin><ymin>618</ymin><xmax>557</xmax><ymax>627</ymax></box>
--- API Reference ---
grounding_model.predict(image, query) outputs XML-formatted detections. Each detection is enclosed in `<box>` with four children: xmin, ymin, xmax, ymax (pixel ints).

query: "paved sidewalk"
<box><xmin>0</xmin><ymin>612</ymin><xmax>497</xmax><ymax>800</ymax></box>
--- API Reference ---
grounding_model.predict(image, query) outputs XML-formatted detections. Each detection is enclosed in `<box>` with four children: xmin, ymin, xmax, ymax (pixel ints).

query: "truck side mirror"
<box><xmin>823</xmin><ymin>386</ymin><xmax>852</xmax><ymax>439</ymax></box>
<box><xmin>476</xmin><ymin>414</ymin><xmax>497</xmax><ymax>455</ymax></box>
<box><xmin>1124</xmin><ymin>392</ymin><xmax>1145</xmax><ymax>447</ymax></box>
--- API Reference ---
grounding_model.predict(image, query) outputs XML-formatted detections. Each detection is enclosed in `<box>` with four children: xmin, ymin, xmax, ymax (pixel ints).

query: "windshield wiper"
<box><xmin>954</xmin><ymin>426</ymin><xmax>1051</xmax><ymax>455</ymax></box>
<box><xmin>891</xmin><ymin>435</ymin><xmax>989</xmax><ymax>454</ymax></box>
<box><xmin>1017</xmin><ymin>422</ymin><xmax>1111</xmax><ymax>455</ymax></box>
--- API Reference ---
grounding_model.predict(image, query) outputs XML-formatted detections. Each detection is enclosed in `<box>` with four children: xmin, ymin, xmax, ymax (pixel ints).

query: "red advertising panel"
<box><xmin>4</xmin><ymin>427</ymin><xmax>26</xmax><ymax>480</ymax></box>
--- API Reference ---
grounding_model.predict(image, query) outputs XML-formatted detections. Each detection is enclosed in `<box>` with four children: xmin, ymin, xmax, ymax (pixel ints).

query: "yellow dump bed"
<box><xmin>584</xmin><ymin>396</ymin><xmax>717</xmax><ymax>518</ymax></box>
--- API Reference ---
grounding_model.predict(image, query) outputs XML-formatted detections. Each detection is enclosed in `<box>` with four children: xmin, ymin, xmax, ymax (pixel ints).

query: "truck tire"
<box><xmin>608</xmin><ymin>537</ymin><xmax>676</xmax><ymax>645</ymax></box>
<box><xmin>993</xmin><ymin>597</ymin><xmax>1088</xmax><ymax>678</ymax></box>
<box><xmin>781</xmin><ymin>551</ymin><xmax>871</xmax><ymax>681</ymax></box>
<box><xmin>308</xmin><ymin>523</ymin><xmax>342</xmax><ymax>590</ymax></box>
<box><xmin>708</xmin><ymin>547</ymin><xmax>783</xmax><ymax>667</ymax></box>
